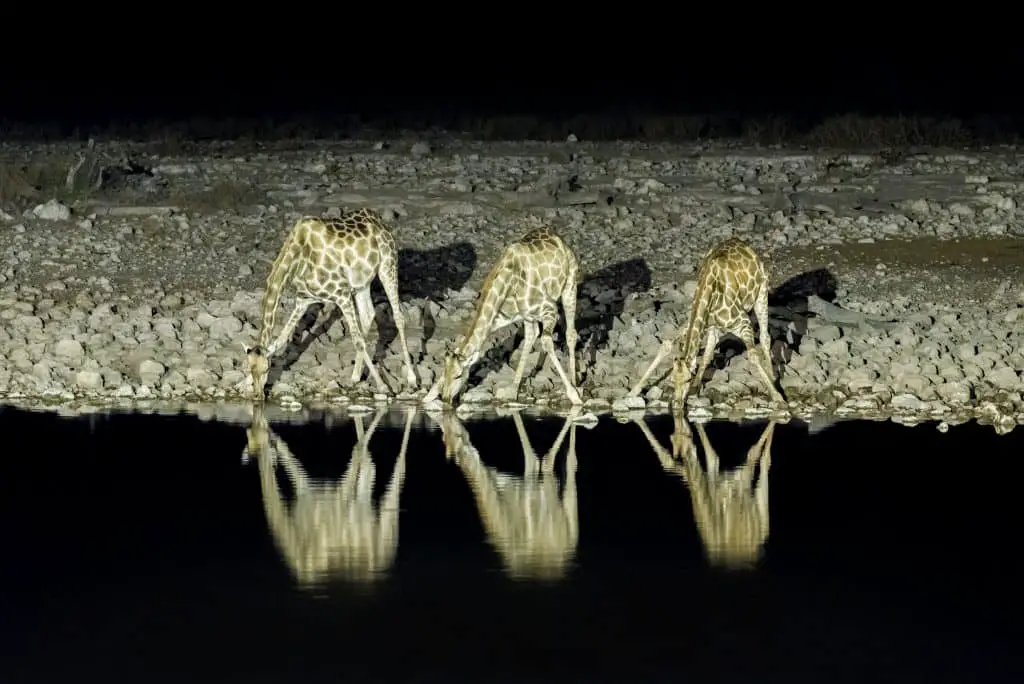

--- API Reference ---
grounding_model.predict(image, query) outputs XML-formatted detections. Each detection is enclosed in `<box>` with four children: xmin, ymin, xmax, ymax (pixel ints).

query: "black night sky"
<box><xmin>3</xmin><ymin>49</ymin><xmax>1024</xmax><ymax>137</ymax></box>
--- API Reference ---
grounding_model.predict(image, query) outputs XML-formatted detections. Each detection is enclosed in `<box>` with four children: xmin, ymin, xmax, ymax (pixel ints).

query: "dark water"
<box><xmin>2</xmin><ymin>405</ymin><xmax>1022</xmax><ymax>683</ymax></box>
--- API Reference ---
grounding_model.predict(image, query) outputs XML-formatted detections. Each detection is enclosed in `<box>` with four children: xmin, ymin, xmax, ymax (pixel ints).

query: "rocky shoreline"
<box><xmin>0</xmin><ymin>137</ymin><xmax>1022</xmax><ymax>432</ymax></box>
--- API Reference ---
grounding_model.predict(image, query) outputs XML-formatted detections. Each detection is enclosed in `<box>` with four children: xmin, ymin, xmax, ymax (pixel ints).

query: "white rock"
<box><xmin>32</xmin><ymin>199</ymin><xmax>71</xmax><ymax>221</ymax></box>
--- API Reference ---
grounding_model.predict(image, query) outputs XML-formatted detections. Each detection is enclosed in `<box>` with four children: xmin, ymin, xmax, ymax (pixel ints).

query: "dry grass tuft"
<box><xmin>0</xmin><ymin>157</ymin><xmax>86</xmax><ymax>210</ymax></box>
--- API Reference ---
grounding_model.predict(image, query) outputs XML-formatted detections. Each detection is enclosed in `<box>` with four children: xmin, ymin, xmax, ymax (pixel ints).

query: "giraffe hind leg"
<box><xmin>377</xmin><ymin>261</ymin><xmax>419</xmax><ymax>388</ymax></box>
<box><xmin>351</xmin><ymin>286</ymin><xmax>376</xmax><ymax>384</ymax></box>
<box><xmin>560</xmin><ymin>272</ymin><xmax>579</xmax><ymax>387</ymax></box>
<box><xmin>334</xmin><ymin>294</ymin><xmax>390</xmax><ymax>393</ymax></box>
<box><xmin>506</xmin><ymin>320</ymin><xmax>539</xmax><ymax>400</ymax></box>
<box><xmin>753</xmin><ymin>284</ymin><xmax>786</xmax><ymax>403</ymax></box>
<box><xmin>539</xmin><ymin>305</ymin><xmax>582</xmax><ymax>405</ymax></box>
<box><xmin>677</xmin><ymin>327</ymin><xmax>719</xmax><ymax>408</ymax></box>
<box><xmin>734</xmin><ymin>317</ymin><xmax>784</xmax><ymax>404</ymax></box>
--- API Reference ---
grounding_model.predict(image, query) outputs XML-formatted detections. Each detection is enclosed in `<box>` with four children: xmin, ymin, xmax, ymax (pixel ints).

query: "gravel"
<box><xmin>0</xmin><ymin>137</ymin><xmax>1022</xmax><ymax>432</ymax></box>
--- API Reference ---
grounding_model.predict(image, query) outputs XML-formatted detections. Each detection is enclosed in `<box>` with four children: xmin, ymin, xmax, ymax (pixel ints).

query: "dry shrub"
<box><xmin>2</xmin><ymin>111</ymin><xmax>1020</xmax><ymax>150</ymax></box>
<box><xmin>804</xmin><ymin>115</ymin><xmax>974</xmax><ymax>149</ymax></box>
<box><xmin>0</xmin><ymin>156</ymin><xmax>88</xmax><ymax>210</ymax></box>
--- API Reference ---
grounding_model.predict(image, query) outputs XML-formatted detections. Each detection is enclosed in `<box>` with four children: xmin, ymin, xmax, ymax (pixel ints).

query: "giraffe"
<box><xmin>431</xmin><ymin>408</ymin><xmax>581</xmax><ymax>581</ymax></box>
<box><xmin>242</xmin><ymin>403</ymin><xmax>415</xmax><ymax>587</ymax></box>
<box><xmin>627</xmin><ymin>237</ymin><xmax>785</xmax><ymax>408</ymax></box>
<box><xmin>422</xmin><ymin>226</ymin><xmax>582</xmax><ymax>406</ymax></box>
<box><xmin>242</xmin><ymin>208</ymin><xmax>418</xmax><ymax>400</ymax></box>
<box><xmin>633</xmin><ymin>413</ymin><xmax>776</xmax><ymax>570</ymax></box>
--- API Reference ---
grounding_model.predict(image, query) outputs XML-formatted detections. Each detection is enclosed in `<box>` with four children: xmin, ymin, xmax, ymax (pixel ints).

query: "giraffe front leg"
<box><xmin>502</xmin><ymin>321</ymin><xmax>539</xmax><ymax>401</ymax></box>
<box><xmin>629</xmin><ymin>336</ymin><xmax>675</xmax><ymax>398</ymax></box>
<box><xmin>267</xmin><ymin>298</ymin><xmax>317</xmax><ymax>358</ymax></box>
<box><xmin>540</xmin><ymin>308</ymin><xmax>582</xmax><ymax>405</ymax></box>
<box><xmin>334</xmin><ymin>294</ymin><xmax>391</xmax><ymax>394</ymax></box>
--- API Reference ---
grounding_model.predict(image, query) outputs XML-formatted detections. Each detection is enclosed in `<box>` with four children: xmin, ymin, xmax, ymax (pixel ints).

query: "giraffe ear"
<box><xmin>241</xmin><ymin>341</ymin><xmax>251</xmax><ymax>354</ymax></box>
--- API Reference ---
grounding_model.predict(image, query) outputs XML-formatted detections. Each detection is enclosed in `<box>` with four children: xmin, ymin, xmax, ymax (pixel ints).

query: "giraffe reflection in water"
<box><xmin>633</xmin><ymin>413</ymin><xmax>777</xmax><ymax>570</ymax></box>
<box><xmin>433</xmin><ymin>409</ymin><xmax>583</xmax><ymax>581</ymax></box>
<box><xmin>242</xmin><ymin>404</ymin><xmax>415</xmax><ymax>588</ymax></box>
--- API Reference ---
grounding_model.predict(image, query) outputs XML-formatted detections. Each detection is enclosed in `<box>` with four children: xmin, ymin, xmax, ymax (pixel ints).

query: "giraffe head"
<box><xmin>439</xmin><ymin>348</ymin><xmax>480</xmax><ymax>404</ymax></box>
<box><xmin>243</xmin><ymin>343</ymin><xmax>270</xmax><ymax>401</ymax></box>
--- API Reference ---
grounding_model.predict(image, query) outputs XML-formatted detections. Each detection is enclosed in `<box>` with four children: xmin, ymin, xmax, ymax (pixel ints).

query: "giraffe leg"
<box><xmin>540</xmin><ymin>305</ymin><xmax>582</xmax><ymax>405</ymax></box>
<box><xmin>540</xmin><ymin>408</ymin><xmax>577</xmax><ymax>475</ymax></box>
<box><xmin>350</xmin><ymin>286</ymin><xmax>376</xmax><ymax>384</ymax></box>
<box><xmin>508</xmin><ymin>321</ymin><xmax>539</xmax><ymax>400</ymax></box>
<box><xmin>378</xmin><ymin>264</ymin><xmax>419</xmax><ymax>388</ymax></box>
<box><xmin>512</xmin><ymin>411</ymin><xmax>539</xmax><ymax>476</ymax></box>
<box><xmin>628</xmin><ymin>336</ymin><xmax>676</xmax><ymax>398</ymax></box>
<box><xmin>678</xmin><ymin>328</ymin><xmax>719</xmax><ymax>407</ymax></box>
<box><xmin>694</xmin><ymin>422</ymin><xmax>717</xmax><ymax>475</ymax></box>
<box><xmin>736</xmin><ymin>316</ymin><xmax>785</xmax><ymax>404</ymax></box>
<box><xmin>560</xmin><ymin>274</ymin><xmax>580</xmax><ymax>387</ymax></box>
<box><xmin>333</xmin><ymin>294</ymin><xmax>390</xmax><ymax>393</ymax></box>
<box><xmin>267</xmin><ymin>297</ymin><xmax>317</xmax><ymax>357</ymax></box>
<box><xmin>753</xmin><ymin>285</ymin><xmax>786</xmax><ymax>404</ymax></box>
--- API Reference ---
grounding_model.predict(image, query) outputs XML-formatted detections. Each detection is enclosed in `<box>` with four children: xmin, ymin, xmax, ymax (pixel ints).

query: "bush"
<box><xmin>0</xmin><ymin>111</ymin><xmax>1019</xmax><ymax>149</ymax></box>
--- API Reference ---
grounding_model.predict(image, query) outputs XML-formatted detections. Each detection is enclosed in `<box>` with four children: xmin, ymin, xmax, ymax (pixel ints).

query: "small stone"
<box><xmin>54</xmin><ymin>338</ymin><xmax>85</xmax><ymax>361</ymax></box>
<box><xmin>612</xmin><ymin>396</ymin><xmax>646</xmax><ymax>411</ymax></box>
<box><xmin>74</xmin><ymin>369</ymin><xmax>103</xmax><ymax>389</ymax></box>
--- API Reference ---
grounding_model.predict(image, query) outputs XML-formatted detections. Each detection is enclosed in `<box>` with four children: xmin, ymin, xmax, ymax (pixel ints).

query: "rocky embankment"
<box><xmin>0</xmin><ymin>137</ymin><xmax>1022</xmax><ymax>431</ymax></box>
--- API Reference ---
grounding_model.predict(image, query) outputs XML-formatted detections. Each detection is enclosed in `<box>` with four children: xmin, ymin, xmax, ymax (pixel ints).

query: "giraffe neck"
<box><xmin>257</xmin><ymin>221</ymin><xmax>308</xmax><ymax>350</ymax></box>
<box><xmin>678</xmin><ymin>274</ymin><xmax>715</xmax><ymax>369</ymax></box>
<box><xmin>457</xmin><ymin>261</ymin><xmax>514</xmax><ymax>361</ymax></box>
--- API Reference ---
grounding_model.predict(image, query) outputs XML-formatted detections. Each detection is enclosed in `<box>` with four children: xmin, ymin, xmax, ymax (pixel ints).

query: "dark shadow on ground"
<box><xmin>764</xmin><ymin>267</ymin><xmax>839</xmax><ymax>375</ymax></box>
<box><xmin>262</xmin><ymin>242</ymin><xmax>478</xmax><ymax>395</ymax></box>
<box><xmin>575</xmin><ymin>259</ymin><xmax>653</xmax><ymax>382</ymax></box>
<box><xmin>395</xmin><ymin>243</ymin><xmax>477</xmax><ymax>301</ymax></box>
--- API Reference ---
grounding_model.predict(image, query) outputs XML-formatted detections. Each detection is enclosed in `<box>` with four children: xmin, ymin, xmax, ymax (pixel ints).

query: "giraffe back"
<box><xmin>697</xmin><ymin>237</ymin><xmax>768</xmax><ymax>329</ymax></box>
<box><xmin>500</xmin><ymin>228</ymin><xmax>577</xmax><ymax>319</ymax></box>
<box><xmin>288</xmin><ymin>209</ymin><xmax>394</xmax><ymax>297</ymax></box>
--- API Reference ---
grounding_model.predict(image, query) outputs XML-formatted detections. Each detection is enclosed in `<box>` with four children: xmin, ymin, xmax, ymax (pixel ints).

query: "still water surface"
<box><xmin>2</xmin><ymin>406</ymin><xmax>1022</xmax><ymax>683</ymax></box>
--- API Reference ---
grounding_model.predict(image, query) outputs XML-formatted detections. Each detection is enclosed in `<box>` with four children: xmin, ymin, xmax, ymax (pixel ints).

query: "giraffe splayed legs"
<box><xmin>422</xmin><ymin>226</ymin><xmax>582</xmax><ymax>407</ymax></box>
<box><xmin>243</xmin><ymin>209</ymin><xmax>418</xmax><ymax>400</ymax></box>
<box><xmin>628</xmin><ymin>237</ymin><xmax>785</xmax><ymax>409</ymax></box>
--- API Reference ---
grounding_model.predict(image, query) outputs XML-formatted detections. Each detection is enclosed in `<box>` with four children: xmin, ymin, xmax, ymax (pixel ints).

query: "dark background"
<box><xmin>2</xmin><ymin>50</ymin><xmax>1024</xmax><ymax>138</ymax></box>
